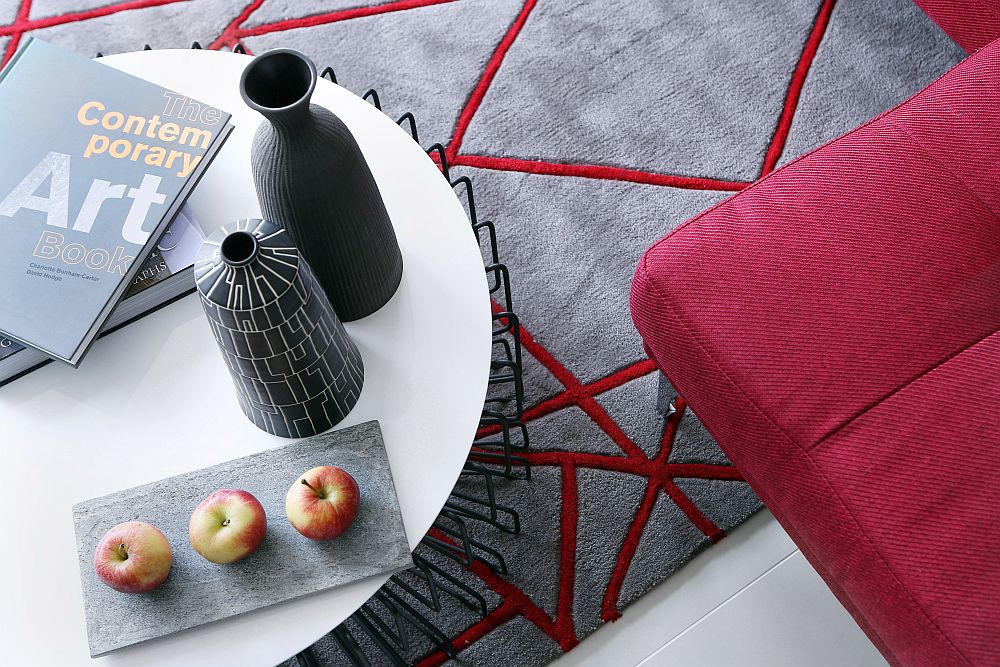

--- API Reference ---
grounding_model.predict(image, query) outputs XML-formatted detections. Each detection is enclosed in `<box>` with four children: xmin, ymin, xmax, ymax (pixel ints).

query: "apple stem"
<box><xmin>117</xmin><ymin>543</ymin><xmax>128</xmax><ymax>560</ymax></box>
<box><xmin>222</xmin><ymin>519</ymin><xmax>231</xmax><ymax>527</ymax></box>
<box><xmin>301</xmin><ymin>478</ymin><xmax>325</xmax><ymax>499</ymax></box>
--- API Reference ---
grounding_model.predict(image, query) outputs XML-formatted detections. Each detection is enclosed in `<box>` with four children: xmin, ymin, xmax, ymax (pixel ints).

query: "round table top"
<box><xmin>0</xmin><ymin>49</ymin><xmax>492</xmax><ymax>666</ymax></box>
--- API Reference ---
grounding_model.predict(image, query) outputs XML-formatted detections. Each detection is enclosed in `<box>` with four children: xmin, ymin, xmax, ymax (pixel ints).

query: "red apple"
<box><xmin>285</xmin><ymin>466</ymin><xmax>360</xmax><ymax>540</ymax></box>
<box><xmin>93</xmin><ymin>521</ymin><xmax>172</xmax><ymax>593</ymax></box>
<box><xmin>188</xmin><ymin>489</ymin><xmax>267</xmax><ymax>564</ymax></box>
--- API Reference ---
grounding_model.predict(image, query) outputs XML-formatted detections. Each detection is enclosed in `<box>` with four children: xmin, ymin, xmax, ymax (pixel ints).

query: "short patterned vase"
<box><xmin>195</xmin><ymin>218</ymin><xmax>365</xmax><ymax>438</ymax></box>
<box><xmin>239</xmin><ymin>48</ymin><xmax>404</xmax><ymax>322</ymax></box>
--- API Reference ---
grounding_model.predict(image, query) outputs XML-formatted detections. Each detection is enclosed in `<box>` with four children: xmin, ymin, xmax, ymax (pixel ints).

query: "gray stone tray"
<box><xmin>72</xmin><ymin>420</ymin><xmax>412</xmax><ymax>657</ymax></box>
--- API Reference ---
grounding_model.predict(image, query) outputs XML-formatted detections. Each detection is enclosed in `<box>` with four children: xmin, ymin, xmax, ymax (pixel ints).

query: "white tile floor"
<box><xmin>551</xmin><ymin>510</ymin><xmax>888</xmax><ymax>667</ymax></box>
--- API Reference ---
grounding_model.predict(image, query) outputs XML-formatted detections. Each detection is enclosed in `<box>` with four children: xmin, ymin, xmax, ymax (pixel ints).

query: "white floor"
<box><xmin>551</xmin><ymin>510</ymin><xmax>889</xmax><ymax>667</ymax></box>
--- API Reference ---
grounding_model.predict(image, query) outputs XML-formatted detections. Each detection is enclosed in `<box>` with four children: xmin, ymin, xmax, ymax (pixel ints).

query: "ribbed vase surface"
<box><xmin>195</xmin><ymin>218</ymin><xmax>364</xmax><ymax>438</ymax></box>
<box><xmin>240</xmin><ymin>48</ymin><xmax>403</xmax><ymax>322</ymax></box>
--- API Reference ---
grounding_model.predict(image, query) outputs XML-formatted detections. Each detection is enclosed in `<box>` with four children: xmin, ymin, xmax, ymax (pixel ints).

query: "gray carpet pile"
<box><xmin>0</xmin><ymin>0</ymin><xmax>964</xmax><ymax>664</ymax></box>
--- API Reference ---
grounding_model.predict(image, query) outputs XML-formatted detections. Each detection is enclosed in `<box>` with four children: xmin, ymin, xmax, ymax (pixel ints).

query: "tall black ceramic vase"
<box><xmin>239</xmin><ymin>48</ymin><xmax>403</xmax><ymax>322</ymax></box>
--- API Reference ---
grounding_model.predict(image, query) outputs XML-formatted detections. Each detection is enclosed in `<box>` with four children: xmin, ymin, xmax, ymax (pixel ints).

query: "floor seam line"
<box><xmin>634</xmin><ymin>549</ymin><xmax>802</xmax><ymax>666</ymax></box>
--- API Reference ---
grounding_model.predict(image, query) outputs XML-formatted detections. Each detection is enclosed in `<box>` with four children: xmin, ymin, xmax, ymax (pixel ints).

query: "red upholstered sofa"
<box><xmin>630</xmin><ymin>6</ymin><xmax>1000</xmax><ymax>667</ymax></box>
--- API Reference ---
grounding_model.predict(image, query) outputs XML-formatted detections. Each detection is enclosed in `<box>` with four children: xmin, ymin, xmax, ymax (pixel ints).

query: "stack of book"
<box><xmin>0</xmin><ymin>38</ymin><xmax>233</xmax><ymax>385</ymax></box>
<box><xmin>0</xmin><ymin>206</ymin><xmax>206</xmax><ymax>384</ymax></box>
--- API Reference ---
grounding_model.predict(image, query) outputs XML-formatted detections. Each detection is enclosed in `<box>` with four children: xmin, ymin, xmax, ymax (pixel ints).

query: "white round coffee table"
<box><xmin>0</xmin><ymin>49</ymin><xmax>491</xmax><ymax>666</ymax></box>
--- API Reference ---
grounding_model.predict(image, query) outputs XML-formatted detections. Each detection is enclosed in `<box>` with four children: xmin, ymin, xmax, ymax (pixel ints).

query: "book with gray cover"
<box><xmin>0</xmin><ymin>38</ymin><xmax>232</xmax><ymax>366</ymax></box>
<box><xmin>0</xmin><ymin>204</ymin><xmax>206</xmax><ymax>386</ymax></box>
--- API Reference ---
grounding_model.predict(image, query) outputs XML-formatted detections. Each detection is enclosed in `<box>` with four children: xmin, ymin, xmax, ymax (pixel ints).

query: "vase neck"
<box><xmin>220</xmin><ymin>230</ymin><xmax>260</xmax><ymax>267</ymax></box>
<box><xmin>259</xmin><ymin>100</ymin><xmax>313</xmax><ymax>133</ymax></box>
<box><xmin>240</xmin><ymin>49</ymin><xmax>319</xmax><ymax>134</ymax></box>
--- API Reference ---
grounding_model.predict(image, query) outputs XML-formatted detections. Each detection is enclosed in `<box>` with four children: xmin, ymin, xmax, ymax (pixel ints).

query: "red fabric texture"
<box><xmin>914</xmin><ymin>0</ymin><xmax>1000</xmax><ymax>53</ymax></box>
<box><xmin>913</xmin><ymin>0</ymin><xmax>1000</xmax><ymax>53</ymax></box>
<box><xmin>630</xmin><ymin>39</ymin><xmax>1000</xmax><ymax>667</ymax></box>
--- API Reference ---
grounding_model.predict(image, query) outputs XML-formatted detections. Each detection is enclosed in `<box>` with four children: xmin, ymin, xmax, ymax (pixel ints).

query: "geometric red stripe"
<box><xmin>760</xmin><ymin>0</ymin><xmax>836</xmax><ymax>175</ymax></box>
<box><xmin>477</xmin><ymin>361</ymin><xmax>655</xmax><ymax>439</ymax></box>
<box><xmin>0</xmin><ymin>0</ymin><xmax>185</xmax><ymax>37</ymax></box>
<box><xmin>452</xmin><ymin>154</ymin><xmax>751</xmax><ymax>192</ymax></box>
<box><xmin>208</xmin><ymin>0</ymin><xmax>456</xmax><ymax>50</ymax></box>
<box><xmin>446</xmin><ymin>0</ymin><xmax>538</xmax><ymax>161</ymax></box>
<box><xmin>207</xmin><ymin>0</ymin><xmax>265</xmax><ymax>50</ymax></box>
<box><xmin>514</xmin><ymin>450</ymin><xmax>742</xmax><ymax>482</ymax></box>
<box><xmin>600</xmin><ymin>479</ymin><xmax>661</xmax><ymax>622</ymax></box>
<box><xmin>496</xmin><ymin>304</ymin><xmax>650</xmax><ymax>461</ymax></box>
<box><xmin>238</xmin><ymin>0</ymin><xmax>458</xmax><ymax>39</ymax></box>
<box><xmin>415</xmin><ymin>528</ymin><xmax>579</xmax><ymax>667</ymax></box>
<box><xmin>1</xmin><ymin>0</ymin><xmax>32</xmax><ymax>67</ymax></box>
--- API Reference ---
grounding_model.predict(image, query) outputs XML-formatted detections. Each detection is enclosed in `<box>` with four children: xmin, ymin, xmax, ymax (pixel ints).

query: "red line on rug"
<box><xmin>439</xmin><ymin>0</ymin><xmax>751</xmax><ymax>193</ymax></box>
<box><xmin>476</xmin><ymin>358</ymin><xmax>658</xmax><ymax>439</ymax></box>
<box><xmin>453</xmin><ymin>154</ymin><xmax>751</xmax><ymax>191</ymax></box>
<box><xmin>0</xmin><ymin>0</ymin><xmax>31</xmax><ymax>67</ymax></box>
<box><xmin>414</xmin><ymin>601</ymin><xmax>519</xmax><ymax>667</ymax></box>
<box><xmin>600</xmin><ymin>480</ymin><xmax>660</xmax><ymax>622</ymax></box>
<box><xmin>503</xmin><ymin>303</ymin><xmax>648</xmax><ymax>460</ymax></box>
<box><xmin>418</xmin><ymin>519</ymin><xmax>580</xmax><ymax>662</ymax></box>
<box><xmin>512</xmin><ymin>450</ymin><xmax>743</xmax><ymax>483</ymax></box>
<box><xmin>468</xmin><ymin>558</ymin><xmax>575</xmax><ymax>650</ymax></box>
<box><xmin>760</xmin><ymin>0</ymin><xmax>836</xmax><ymax>175</ymax></box>
<box><xmin>654</xmin><ymin>407</ymin><xmax>728</xmax><ymax>540</ymax></box>
<box><xmin>446</xmin><ymin>0</ymin><xmax>537</xmax><ymax>161</ymax></box>
<box><xmin>480</xmin><ymin>298</ymin><xmax>743</xmax><ymax>627</ymax></box>
<box><xmin>587</xmin><ymin>358</ymin><xmax>659</xmax><ymax>395</ymax></box>
<box><xmin>596</xmin><ymin>402</ymin><xmax>732</xmax><ymax>618</ymax></box>
<box><xmin>521</xmin><ymin>450</ymin><xmax>645</xmax><ymax>474</ymax></box>
<box><xmin>472</xmin><ymin>397</ymin><xmax>741</xmax><ymax>635</ymax></box>
<box><xmin>235</xmin><ymin>0</ymin><xmax>458</xmax><ymax>39</ymax></box>
<box><xmin>577</xmin><ymin>393</ymin><xmax>648</xmax><ymax>460</ymax></box>
<box><xmin>511</xmin><ymin>306</ymin><xmax>581</xmax><ymax>390</ymax></box>
<box><xmin>207</xmin><ymin>0</ymin><xmax>264</xmax><ymax>50</ymax></box>
<box><xmin>655</xmin><ymin>396</ymin><xmax>685</xmax><ymax>463</ymax></box>
<box><xmin>662</xmin><ymin>478</ymin><xmax>725</xmax><ymax>542</ymax></box>
<box><xmin>0</xmin><ymin>0</ymin><xmax>186</xmax><ymax>38</ymax></box>
<box><xmin>510</xmin><ymin>391</ymin><xmax>576</xmax><ymax>427</ymax></box>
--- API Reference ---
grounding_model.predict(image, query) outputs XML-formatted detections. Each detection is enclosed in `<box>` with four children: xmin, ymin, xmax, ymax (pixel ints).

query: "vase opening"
<box><xmin>220</xmin><ymin>231</ymin><xmax>260</xmax><ymax>267</ymax></box>
<box><xmin>241</xmin><ymin>50</ymin><xmax>315</xmax><ymax>112</ymax></box>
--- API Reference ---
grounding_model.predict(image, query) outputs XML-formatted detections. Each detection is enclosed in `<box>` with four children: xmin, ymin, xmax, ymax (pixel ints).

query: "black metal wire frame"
<box><xmin>289</xmin><ymin>70</ymin><xmax>530</xmax><ymax>666</ymax></box>
<box><xmin>102</xmin><ymin>41</ymin><xmax>246</xmax><ymax>56</ymax></box>
<box><xmin>391</xmin><ymin>552</ymin><xmax>489</xmax><ymax>617</ymax></box>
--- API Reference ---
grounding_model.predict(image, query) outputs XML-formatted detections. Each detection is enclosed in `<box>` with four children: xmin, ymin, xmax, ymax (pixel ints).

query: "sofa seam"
<box><xmin>811</xmin><ymin>326</ymin><xmax>1000</xmax><ymax>453</ymax></box>
<box><xmin>888</xmin><ymin>117</ymin><xmax>1000</xmax><ymax>220</ymax></box>
<box><xmin>638</xmin><ymin>253</ymin><xmax>973</xmax><ymax>665</ymax></box>
<box><xmin>803</xmin><ymin>117</ymin><xmax>1000</xmax><ymax>452</ymax></box>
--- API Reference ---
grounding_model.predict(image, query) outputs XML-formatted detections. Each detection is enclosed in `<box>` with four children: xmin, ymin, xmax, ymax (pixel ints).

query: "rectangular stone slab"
<box><xmin>72</xmin><ymin>420</ymin><xmax>412</xmax><ymax>657</ymax></box>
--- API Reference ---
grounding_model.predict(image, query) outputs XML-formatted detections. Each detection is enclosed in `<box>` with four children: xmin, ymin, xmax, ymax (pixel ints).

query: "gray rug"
<box><xmin>0</xmin><ymin>0</ymin><xmax>963</xmax><ymax>664</ymax></box>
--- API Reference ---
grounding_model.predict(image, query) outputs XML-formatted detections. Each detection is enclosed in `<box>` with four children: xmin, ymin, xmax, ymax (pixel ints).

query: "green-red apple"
<box><xmin>93</xmin><ymin>521</ymin><xmax>172</xmax><ymax>593</ymax></box>
<box><xmin>188</xmin><ymin>489</ymin><xmax>267</xmax><ymax>564</ymax></box>
<box><xmin>285</xmin><ymin>466</ymin><xmax>360</xmax><ymax>540</ymax></box>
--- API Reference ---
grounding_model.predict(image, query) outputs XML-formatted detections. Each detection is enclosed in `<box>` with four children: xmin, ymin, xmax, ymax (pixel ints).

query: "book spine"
<box><xmin>0</xmin><ymin>284</ymin><xmax>197</xmax><ymax>389</ymax></box>
<box><xmin>0</xmin><ymin>36</ymin><xmax>32</xmax><ymax>83</ymax></box>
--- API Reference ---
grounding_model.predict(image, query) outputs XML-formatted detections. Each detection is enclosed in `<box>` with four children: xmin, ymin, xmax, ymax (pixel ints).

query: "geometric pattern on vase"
<box><xmin>195</xmin><ymin>218</ymin><xmax>364</xmax><ymax>438</ymax></box>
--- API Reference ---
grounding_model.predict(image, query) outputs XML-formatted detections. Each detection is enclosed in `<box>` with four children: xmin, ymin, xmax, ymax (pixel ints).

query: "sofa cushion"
<box><xmin>914</xmin><ymin>0</ymin><xmax>1000</xmax><ymax>53</ymax></box>
<box><xmin>630</xmin><ymin>39</ymin><xmax>1000</xmax><ymax>666</ymax></box>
